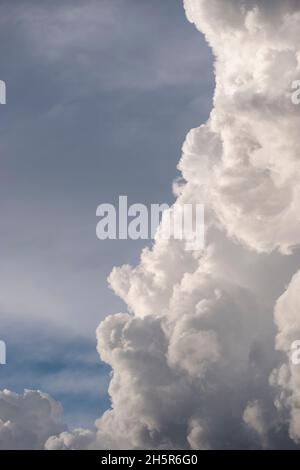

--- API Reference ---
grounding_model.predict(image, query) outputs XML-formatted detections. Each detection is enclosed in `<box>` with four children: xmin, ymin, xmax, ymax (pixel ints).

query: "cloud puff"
<box><xmin>45</xmin><ymin>428</ymin><xmax>95</xmax><ymax>450</ymax></box>
<box><xmin>270</xmin><ymin>270</ymin><xmax>300</xmax><ymax>443</ymax></box>
<box><xmin>0</xmin><ymin>389</ymin><xmax>66</xmax><ymax>450</ymax></box>
<box><xmin>51</xmin><ymin>238</ymin><xmax>276</xmax><ymax>449</ymax></box>
<box><xmin>94</xmin><ymin>268</ymin><xmax>268</xmax><ymax>449</ymax></box>
<box><xmin>182</xmin><ymin>0</ymin><xmax>300</xmax><ymax>254</ymax></box>
<box><xmin>243</xmin><ymin>400</ymin><xmax>267</xmax><ymax>436</ymax></box>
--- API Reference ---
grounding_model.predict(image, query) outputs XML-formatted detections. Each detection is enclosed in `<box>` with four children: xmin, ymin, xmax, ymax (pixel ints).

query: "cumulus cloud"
<box><xmin>93</xmin><ymin>268</ymin><xmax>269</xmax><ymax>449</ymax></box>
<box><xmin>270</xmin><ymin>270</ymin><xmax>300</xmax><ymax>444</ymax></box>
<box><xmin>46</xmin><ymin>428</ymin><xmax>95</xmax><ymax>450</ymax></box>
<box><xmin>0</xmin><ymin>389</ymin><xmax>66</xmax><ymax>450</ymax></box>
<box><xmin>182</xmin><ymin>0</ymin><xmax>300</xmax><ymax>254</ymax></box>
<box><xmin>243</xmin><ymin>400</ymin><xmax>267</xmax><ymax>437</ymax></box>
<box><xmin>47</xmin><ymin>0</ymin><xmax>300</xmax><ymax>450</ymax></box>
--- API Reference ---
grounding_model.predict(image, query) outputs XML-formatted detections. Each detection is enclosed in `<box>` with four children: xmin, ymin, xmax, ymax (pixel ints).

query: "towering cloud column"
<box><xmin>47</xmin><ymin>0</ymin><xmax>300</xmax><ymax>449</ymax></box>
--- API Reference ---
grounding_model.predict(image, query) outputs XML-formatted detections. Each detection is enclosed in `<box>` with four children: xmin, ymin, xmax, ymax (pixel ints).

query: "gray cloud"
<box><xmin>271</xmin><ymin>270</ymin><xmax>300</xmax><ymax>444</ymax></box>
<box><xmin>0</xmin><ymin>389</ymin><xmax>66</xmax><ymax>450</ymax></box>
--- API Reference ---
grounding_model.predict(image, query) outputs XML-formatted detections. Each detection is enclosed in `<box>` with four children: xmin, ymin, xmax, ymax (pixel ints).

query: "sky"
<box><xmin>0</xmin><ymin>0</ymin><xmax>213</xmax><ymax>429</ymax></box>
<box><xmin>1</xmin><ymin>0</ymin><xmax>300</xmax><ymax>450</ymax></box>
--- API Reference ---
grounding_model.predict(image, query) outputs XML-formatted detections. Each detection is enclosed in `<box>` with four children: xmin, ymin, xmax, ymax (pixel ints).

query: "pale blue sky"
<box><xmin>0</xmin><ymin>0</ymin><xmax>213</xmax><ymax>427</ymax></box>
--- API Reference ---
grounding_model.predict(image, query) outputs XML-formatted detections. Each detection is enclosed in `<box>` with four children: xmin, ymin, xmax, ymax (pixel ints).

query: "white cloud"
<box><xmin>0</xmin><ymin>389</ymin><xmax>66</xmax><ymax>450</ymax></box>
<box><xmin>182</xmin><ymin>0</ymin><xmax>300</xmax><ymax>254</ymax></box>
<box><xmin>50</xmin><ymin>236</ymin><xmax>274</xmax><ymax>449</ymax></box>
<box><xmin>243</xmin><ymin>400</ymin><xmax>266</xmax><ymax>435</ymax></box>
<box><xmin>46</xmin><ymin>428</ymin><xmax>95</xmax><ymax>450</ymax></box>
<box><xmin>270</xmin><ymin>270</ymin><xmax>300</xmax><ymax>444</ymax></box>
<box><xmin>77</xmin><ymin>0</ymin><xmax>300</xmax><ymax>449</ymax></box>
